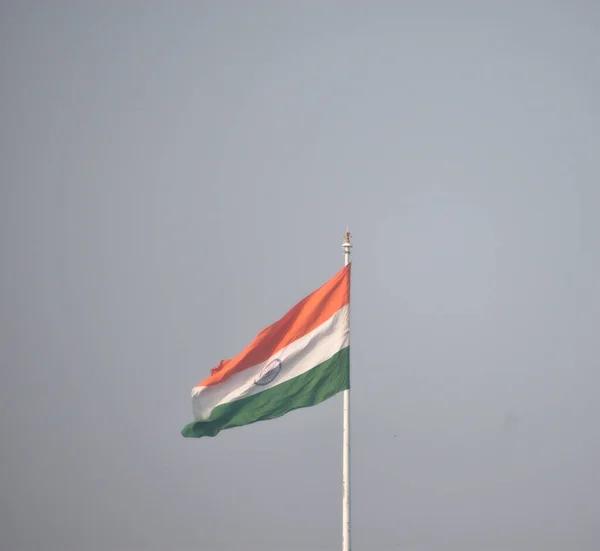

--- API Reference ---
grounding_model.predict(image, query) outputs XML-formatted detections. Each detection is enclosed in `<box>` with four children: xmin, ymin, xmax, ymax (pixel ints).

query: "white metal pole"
<box><xmin>342</xmin><ymin>230</ymin><xmax>352</xmax><ymax>551</ymax></box>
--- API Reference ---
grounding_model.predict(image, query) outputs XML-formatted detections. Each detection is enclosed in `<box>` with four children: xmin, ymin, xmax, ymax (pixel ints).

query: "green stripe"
<box><xmin>181</xmin><ymin>347</ymin><xmax>350</xmax><ymax>438</ymax></box>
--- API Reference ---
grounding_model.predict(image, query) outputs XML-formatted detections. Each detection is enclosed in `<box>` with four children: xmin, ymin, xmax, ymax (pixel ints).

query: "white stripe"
<box><xmin>192</xmin><ymin>304</ymin><xmax>349</xmax><ymax>421</ymax></box>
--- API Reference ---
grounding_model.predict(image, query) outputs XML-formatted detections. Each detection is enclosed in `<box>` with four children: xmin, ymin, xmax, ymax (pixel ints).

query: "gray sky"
<box><xmin>1</xmin><ymin>2</ymin><xmax>599</xmax><ymax>550</ymax></box>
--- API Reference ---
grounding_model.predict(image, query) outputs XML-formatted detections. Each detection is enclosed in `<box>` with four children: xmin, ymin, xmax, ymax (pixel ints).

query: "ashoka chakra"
<box><xmin>254</xmin><ymin>359</ymin><xmax>282</xmax><ymax>386</ymax></box>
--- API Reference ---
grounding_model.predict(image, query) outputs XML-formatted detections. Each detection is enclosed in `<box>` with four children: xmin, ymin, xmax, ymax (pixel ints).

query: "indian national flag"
<box><xmin>181</xmin><ymin>264</ymin><xmax>351</xmax><ymax>438</ymax></box>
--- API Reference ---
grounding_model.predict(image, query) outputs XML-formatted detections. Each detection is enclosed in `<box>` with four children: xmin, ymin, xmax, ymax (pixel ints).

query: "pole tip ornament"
<box><xmin>342</xmin><ymin>230</ymin><xmax>352</xmax><ymax>256</ymax></box>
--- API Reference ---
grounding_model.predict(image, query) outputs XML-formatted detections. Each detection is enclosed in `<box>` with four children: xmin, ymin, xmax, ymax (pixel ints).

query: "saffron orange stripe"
<box><xmin>197</xmin><ymin>263</ymin><xmax>350</xmax><ymax>388</ymax></box>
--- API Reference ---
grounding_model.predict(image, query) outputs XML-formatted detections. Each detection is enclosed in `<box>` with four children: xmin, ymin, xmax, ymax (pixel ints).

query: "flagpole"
<box><xmin>342</xmin><ymin>230</ymin><xmax>352</xmax><ymax>551</ymax></box>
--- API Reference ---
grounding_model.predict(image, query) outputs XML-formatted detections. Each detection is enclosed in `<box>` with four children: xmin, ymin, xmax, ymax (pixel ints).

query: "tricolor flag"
<box><xmin>181</xmin><ymin>264</ymin><xmax>351</xmax><ymax>438</ymax></box>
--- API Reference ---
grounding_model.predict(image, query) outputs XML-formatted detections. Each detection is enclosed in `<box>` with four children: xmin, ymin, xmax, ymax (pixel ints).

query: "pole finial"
<box><xmin>342</xmin><ymin>229</ymin><xmax>352</xmax><ymax>263</ymax></box>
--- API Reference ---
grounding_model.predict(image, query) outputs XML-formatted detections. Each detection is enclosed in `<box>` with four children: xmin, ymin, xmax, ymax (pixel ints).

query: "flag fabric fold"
<box><xmin>181</xmin><ymin>264</ymin><xmax>351</xmax><ymax>438</ymax></box>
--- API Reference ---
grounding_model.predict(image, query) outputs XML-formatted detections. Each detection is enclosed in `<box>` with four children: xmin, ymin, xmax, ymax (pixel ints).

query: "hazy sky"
<box><xmin>1</xmin><ymin>2</ymin><xmax>599</xmax><ymax>550</ymax></box>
